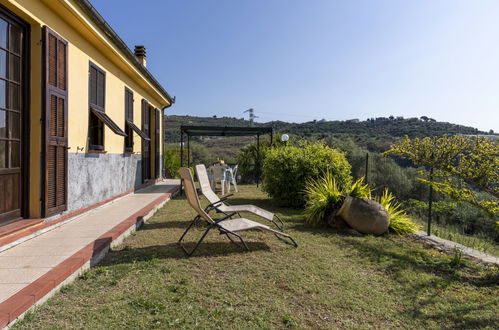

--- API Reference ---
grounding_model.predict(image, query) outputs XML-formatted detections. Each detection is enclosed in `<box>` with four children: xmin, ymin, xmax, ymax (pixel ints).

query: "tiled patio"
<box><xmin>0</xmin><ymin>180</ymin><xmax>180</xmax><ymax>328</ymax></box>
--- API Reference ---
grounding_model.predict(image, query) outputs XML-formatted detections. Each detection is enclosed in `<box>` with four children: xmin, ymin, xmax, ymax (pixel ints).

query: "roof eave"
<box><xmin>73</xmin><ymin>0</ymin><xmax>175</xmax><ymax>107</ymax></box>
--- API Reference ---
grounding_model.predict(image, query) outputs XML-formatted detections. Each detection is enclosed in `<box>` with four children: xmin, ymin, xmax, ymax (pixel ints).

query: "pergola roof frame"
<box><xmin>179</xmin><ymin>125</ymin><xmax>274</xmax><ymax>187</ymax></box>
<box><xmin>180</xmin><ymin>125</ymin><xmax>273</xmax><ymax>137</ymax></box>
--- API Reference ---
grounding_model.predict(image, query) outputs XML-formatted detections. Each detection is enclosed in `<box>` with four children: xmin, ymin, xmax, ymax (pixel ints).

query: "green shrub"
<box><xmin>304</xmin><ymin>170</ymin><xmax>343</xmax><ymax>226</ymax></box>
<box><xmin>263</xmin><ymin>142</ymin><xmax>351</xmax><ymax>207</ymax></box>
<box><xmin>377</xmin><ymin>189</ymin><xmax>420</xmax><ymax>235</ymax></box>
<box><xmin>164</xmin><ymin>149</ymin><xmax>181</xmax><ymax>178</ymax></box>
<box><xmin>236</xmin><ymin>140</ymin><xmax>270</xmax><ymax>183</ymax></box>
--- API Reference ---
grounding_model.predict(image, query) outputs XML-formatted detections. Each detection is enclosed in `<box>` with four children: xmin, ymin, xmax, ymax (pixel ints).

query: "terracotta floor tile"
<box><xmin>0</xmin><ymin>268</ymin><xmax>52</xmax><ymax>284</ymax></box>
<box><xmin>0</xmin><ymin>256</ymin><xmax>66</xmax><ymax>269</ymax></box>
<box><xmin>0</xmin><ymin>284</ymin><xmax>26</xmax><ymax>302</ymax></box>
<box><xmin>1</xmin><ymin>245</ymin><xmax>79</xmax><ymax>257</ymax></box>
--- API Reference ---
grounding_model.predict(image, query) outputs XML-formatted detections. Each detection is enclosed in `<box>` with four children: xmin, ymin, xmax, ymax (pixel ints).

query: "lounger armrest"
<box><xmin>205</xmin><ymin>200</ymin><xmax>224</xmax><ymax>209</ymax></box>
<box><xmin>219</xmin><ymin>194</ymin><xmax>234</xmax><ymax>202</ymax></box>
<box><xmin>213</xmin><ymin>212</ymin><xmax>237</xmax><ymax>223</ymax></box>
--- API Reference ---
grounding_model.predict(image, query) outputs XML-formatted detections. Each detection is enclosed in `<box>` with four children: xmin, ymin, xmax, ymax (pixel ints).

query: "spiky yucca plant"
<box><xmin>347</xmin><ymin>177</ymin><xmax>372</xmax><ymax>199</ymax></box>
<box><xmin>304</xmin><ymin>170</ymin><xmax>343</xmax><ymax>226</ymax></box>
<box><xmin>377</xmin><ymin>189</ymin><xmax>420</xmax><ymax>235</ymax></box>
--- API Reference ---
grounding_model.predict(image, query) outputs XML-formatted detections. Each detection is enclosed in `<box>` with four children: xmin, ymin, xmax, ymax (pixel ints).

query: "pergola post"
<box><xmin>187</xmin><ymin>134</ymin><xmax>191</xmax><ymax>167</ymax></box>
<box><xmin>180</xmin><ymin>130</ymin><xmax>184</xmax><ymax>167</ymax></box>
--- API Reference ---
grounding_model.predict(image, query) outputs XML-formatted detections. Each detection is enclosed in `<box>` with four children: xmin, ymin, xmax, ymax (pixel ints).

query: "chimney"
<box><xmin>134</xmin><ymin>45</ymin><xmax>146</xmax><ymax>67</ymax></box>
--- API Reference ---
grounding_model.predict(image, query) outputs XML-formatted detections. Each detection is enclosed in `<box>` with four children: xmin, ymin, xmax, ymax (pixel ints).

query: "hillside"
<box><xmin>165</xmin><ymin>115</ymin><xmax>486</xmax><ymax>143</ymax></box>
<box><xmin>163</xmin><ymin>114</ymin><xmax>490</xmax><ymax>163</ymax></box>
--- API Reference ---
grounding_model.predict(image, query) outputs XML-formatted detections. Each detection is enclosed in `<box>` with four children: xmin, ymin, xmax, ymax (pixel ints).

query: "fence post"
<box><xmin>179</xmin><ymin>132</ymin><xmax>184</xmax><ymax>196</ymax></box>
<box><xmin>365</xmin><ymin>153</ymin><xmax>369</xmax><ymax>184</ymax></box>
<box><xmin>427</xmin><ymin>167</ymin><xmax>433</xmax><ymax>236</ymax></box>
<box><xmin>256</xmin><ymin>134</ymin><xmax>260</xmax><ymax>188</ymax></box>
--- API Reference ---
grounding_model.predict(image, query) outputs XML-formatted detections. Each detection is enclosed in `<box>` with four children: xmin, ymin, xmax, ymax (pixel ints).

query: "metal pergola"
<box><xmin>179</xmin><ymin>125</ymin><xmax>273</xmax><ymax>186</ymax></box>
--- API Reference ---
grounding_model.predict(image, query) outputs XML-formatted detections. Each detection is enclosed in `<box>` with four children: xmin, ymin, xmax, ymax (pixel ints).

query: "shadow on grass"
<box><xmin>331</xmin><ymin>237</ymin><xmax>499</xmax><ymax>327</ymax></box>
<box><xmin>227</xmin><ymin>197</ymin><xmax>300</xmax><ymax>213</ymax></box>
<box><xmin>101</xmin><ymin>241</ymin><xmax>271</xmax><ymax>265</ymax></box>
<box><xmin>140</xmin><ymin>221</ymin><xmax>191</xmax><ymax>230</ymax></box>
<box><xmin>337</xmin><ymin>236</ymin><xmax>497</xmax><ymax>288</ymax></box>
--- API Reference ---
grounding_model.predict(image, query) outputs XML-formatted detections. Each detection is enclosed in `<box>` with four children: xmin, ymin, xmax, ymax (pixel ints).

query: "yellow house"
<box><xmin>0</xmin><ymin>0</ymin><xmax>174</xmax><ymax>225</ymax></box>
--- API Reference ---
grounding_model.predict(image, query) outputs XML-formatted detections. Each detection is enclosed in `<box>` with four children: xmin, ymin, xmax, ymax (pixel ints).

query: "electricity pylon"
<box><xmin>244</xmin><ymin>108</ymin><xmax>258</xmax><ymax>125</ymax></box>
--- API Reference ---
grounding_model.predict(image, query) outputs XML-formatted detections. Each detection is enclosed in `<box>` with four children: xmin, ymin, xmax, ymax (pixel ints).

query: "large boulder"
<box><xmin>337</xmin><ymin>196</ymin><xmax>389</xmax><ymax>235</ymax></box>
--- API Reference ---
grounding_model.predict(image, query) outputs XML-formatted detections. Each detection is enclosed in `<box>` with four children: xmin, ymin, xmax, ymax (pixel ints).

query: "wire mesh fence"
<box><xmin>354</xmin><ymin>152</ymin><xmax>498</xmax><ymax>256</ymax></box>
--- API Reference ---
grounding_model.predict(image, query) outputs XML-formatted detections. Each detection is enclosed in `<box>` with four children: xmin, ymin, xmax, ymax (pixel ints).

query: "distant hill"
<box><xmin>163</xmin><ymin>114</ymin><xmax>495</xmax><ymax>163</ymax></box>
<box><xmin>165</xmin><ymin>115</ymin><xmax>487</xmax><ymax>142</ymax></box>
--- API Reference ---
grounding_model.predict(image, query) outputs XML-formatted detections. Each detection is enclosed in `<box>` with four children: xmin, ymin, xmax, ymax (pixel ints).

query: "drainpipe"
<box><xmin>161</xmin><ymin>102</ymin><xmax>175</xmax><ymax>178</ymax></box>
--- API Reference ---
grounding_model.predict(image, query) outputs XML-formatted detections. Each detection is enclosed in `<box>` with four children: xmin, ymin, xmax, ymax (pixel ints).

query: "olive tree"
<box><xmin>385</xmin><ymin>135</ymin><xmax>498</xmax><ymax>216</ymax></box>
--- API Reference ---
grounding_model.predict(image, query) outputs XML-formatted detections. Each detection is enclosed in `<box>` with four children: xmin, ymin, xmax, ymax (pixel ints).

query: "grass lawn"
<box><xmin>14</xmin><ymin>185</ymin><xmax>498</xmax><ymax>329</ymax></box>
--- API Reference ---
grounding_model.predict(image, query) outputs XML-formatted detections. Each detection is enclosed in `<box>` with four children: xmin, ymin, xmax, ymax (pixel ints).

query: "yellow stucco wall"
<box><xmin>2</xmin><ymin>0</ymin><xmax>168</xmax><ymax>217</ymax></box>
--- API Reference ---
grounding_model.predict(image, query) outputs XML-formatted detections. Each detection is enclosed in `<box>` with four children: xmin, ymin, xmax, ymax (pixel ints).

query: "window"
<box><xmin>88</xmin><ymin>62</ymin><xmax>126</xmax><ymax>151</ymax></box>
<box><xmin>124</xmin><ymin>88</ymin><xmax>134</xmax><ymax>152</ymax></box>
<box><xmin>124</xmin><ymin>87</ymin><xmax>150</xmax><ymax>153</ymax></box>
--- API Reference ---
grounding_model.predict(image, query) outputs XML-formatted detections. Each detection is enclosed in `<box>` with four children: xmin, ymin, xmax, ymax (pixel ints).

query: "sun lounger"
<box><xmin>195</xmin><ymin>164</ymin><xmax>285</xmax><ymax>231</ymax></box>
<box><xmin>178</xmin><ymin>167</ymin><xmax>297</xmax><ymax>257</ymax></box>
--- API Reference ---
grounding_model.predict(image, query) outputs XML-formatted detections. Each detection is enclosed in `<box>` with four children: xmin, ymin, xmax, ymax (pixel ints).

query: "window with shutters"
<box><xmin>88</xmin><ymin>62</ymin><xmax>126</xmax><ymax>151</ymax></box>
<box><xmin>124</xmin><ymin>88</ymin><xmax>134</xmax><ymax>152</ymax></box>
<box><xmin>88</xmin><ymin>62</ymin><xmax>105</xmax><ymax>150</ymax></box>
<box><xmin>124</xmin><ymin>87</ymin><xmax>150</xmax><ymax>153</ymax></box>
<box><xmin>43</xmin><ymin>26</ymin><xmax>68</xmax><ymax>216</ymax></box>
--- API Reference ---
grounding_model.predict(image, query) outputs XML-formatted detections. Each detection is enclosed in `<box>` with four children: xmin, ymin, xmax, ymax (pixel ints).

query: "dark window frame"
<box><xmin>90</xmin><ymin>106</ymin><xmax>126</xmax><ymax>137</ymax></box>
<box><xmin>124</xmin><ymin>88</ymin><xmax>150</xmax><ymax>154</ymax></box>
<box><xmin>88</xmin><ymin>62</ymin><xmax>105</xmax><ymax>151</ymax></box>
<box><xmin>141</xmin><ymin>99</ymin><xmax>151</xmax><ymax>181</ymax></box>
<box><xmin>124</xmin><ymin>87</ymin><xmax>134</xmax><ymax>152</ymax></box>
<box><xmin>0</xmin><ymin>4</ymin><xmax>30</xmax><ymax>222</ymax></box>
<box><xmin>88</xmin><ymin>62</ymin><xmax>127</xmax><ymax>151</ymax></box>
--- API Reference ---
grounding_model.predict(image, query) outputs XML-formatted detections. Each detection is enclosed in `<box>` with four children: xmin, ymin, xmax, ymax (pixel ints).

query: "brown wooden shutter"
<box><xmin>125</xmin><ymin>89</ymin><xmax>132</xmax><ymax>121</ymax></box>
<box><xmin>43</xmin><ymin>27</ymin><xmax>68</xmax><ymax>216</ymax></box>
<box><xmin>141</xmin><ymin>99</ymin><xmax>150</xmax><ymax>181</ymax></box>
<box><xmin>155</xmin><ymin>109</ymin><xmax>160</xmax><ymax>179</ymax></box>
<box><xmin>97</xmin><ymin>70</ymin><xmax>105</xmax><ymax>108</ymax></box>
<box><xmin>89</xmin><ymin>66</ymin><xmax>97</xmax><ymax>106</ymax></box>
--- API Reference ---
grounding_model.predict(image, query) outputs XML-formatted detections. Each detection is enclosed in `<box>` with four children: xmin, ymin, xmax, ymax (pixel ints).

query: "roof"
<box><xmin>74</xmin><ymin>0</ymin><xmax>175</xmax><ymax>107</ymax></box>
<box><xmin>180</xmin><ymin>126</ymin><xmax>273</xmax><ymax>137</ymax></box>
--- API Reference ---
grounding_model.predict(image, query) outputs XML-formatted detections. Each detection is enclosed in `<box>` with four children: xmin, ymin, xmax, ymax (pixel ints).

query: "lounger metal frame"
<box><xmin>178</xmin><ymin>167</ymin><xmax>298</xmax><ymax>257</ymax></box>
<box><xmin>178</xmin><ymin>211</ymin><xmax>298</xmax><ymax>257</ymax></box>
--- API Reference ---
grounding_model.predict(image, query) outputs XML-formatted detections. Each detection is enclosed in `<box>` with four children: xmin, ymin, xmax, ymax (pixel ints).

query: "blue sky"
<box><xmin>92</xmin><ymin>0</ymin><xmax>499</xmax><ymax>131</ymax></box>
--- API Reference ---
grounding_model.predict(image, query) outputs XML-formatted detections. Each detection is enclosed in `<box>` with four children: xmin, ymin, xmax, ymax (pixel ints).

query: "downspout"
<box><xmin>161</xmin><ymin>99</ymin><xmax>175</xmax><ymax>178</ymax></box>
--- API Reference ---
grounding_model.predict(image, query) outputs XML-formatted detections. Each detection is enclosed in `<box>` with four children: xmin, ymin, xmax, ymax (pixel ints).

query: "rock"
<box><xmin>337</xmin><ymin>196</ymin><xmax>390</xmax><ymax>235</ymax></box>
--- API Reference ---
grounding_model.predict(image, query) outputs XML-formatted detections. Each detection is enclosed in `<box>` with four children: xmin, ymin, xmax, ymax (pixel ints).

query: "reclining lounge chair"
<box><xmin>178</xmin><ymin>167</ymin><xmax>297</xmax><ymax>257</ymax></box>
<box><xmin>195</xmin><ymin>164</ymin><xmax>285</xmax><ymax>231</ymax></box>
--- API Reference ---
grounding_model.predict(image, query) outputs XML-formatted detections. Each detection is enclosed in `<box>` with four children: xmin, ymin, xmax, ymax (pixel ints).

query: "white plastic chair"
<box><xmin>225</xmin><ymin>165</ymin><xmax>238</xmax><ymax>193</ymax></box>
<box><xmin>211</xmin><ymin>163</ymin><xmax>227</xmax><ymax>195</ymax></box>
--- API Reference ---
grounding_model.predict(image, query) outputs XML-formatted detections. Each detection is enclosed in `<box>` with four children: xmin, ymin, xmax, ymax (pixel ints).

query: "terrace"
<box><xmin>7</xmin><ymin>184</ymin><xmax>499</xmax><ymax>329</ymax></box>
<box><xmin>0</xmin><ymin>181</ymin><xmax>180</xmax><ymax>328</ymax></box>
